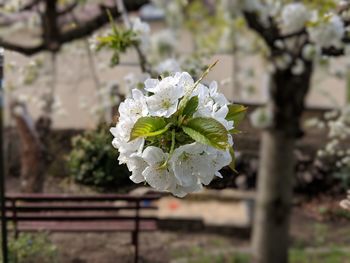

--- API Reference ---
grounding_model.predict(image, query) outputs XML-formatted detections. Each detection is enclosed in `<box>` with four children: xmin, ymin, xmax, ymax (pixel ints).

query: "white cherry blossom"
<box><xmin>207</xmin><ymin>148</ymin><xmax>232</xmax><ymax>179</ymax></box>
<box><xmin>131</xmin><ymin>17</ymin><xmax>151</xmax><ymax>51</ymax></box>
<box><xmin>281</xmin><ymin>3</ymin><xmax>309</xmax><ymax>34</ymax></box>
<box><xmin>111</xmin><ymin>71</ymin><xmax>238</xmax><ymax>197</ymax></box>
<box><xmin>178</xmin><ymin>72</ymin><xmax>195</xmax><ymax>95</ymax></box>
<box><xmin>142</xmin><ymin>146</ymin><xmax>174</xmax><ymax>191</ymax></box>
<box><xmin>124</xmin><ymin>73</ymin><xmax>150</xmax><ymax>96</ymax></box>
<box><xmin>155</xmin><ymin>58</ymin><xmax>181</xmax><ymax>75</ymax></box>
<box><xmin>118</xmin><ymin>89</ymin><xmax>148</xmax><ymax>122</ymax></box>
<box><xmin>308</xmin><ymin>14</ymin><xmax>345</xmax><ymax>49</ymax></box>
<box><xmin>171</xmin><ymin>143</ymin><xmax>215</xmax><ymax>186</ymax></box>
<box><xmin>168</xmin><ymin>178</ymin><xmax>203</xmax><ymax>198</ymax></box>
<box><xmin>146</xmin><ymin>76</ymin><xmax>185</xmax><ymax>117</ymax></box>
<box><xmin>126</xmin><ymin>154</ymin><xmax>147</xmax><ymax>183</ymax></box>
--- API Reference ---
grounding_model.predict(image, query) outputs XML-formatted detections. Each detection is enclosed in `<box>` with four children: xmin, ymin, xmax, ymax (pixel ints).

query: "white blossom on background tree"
<box><xmin>219</xmin><ymin>1</ymin><xmax>350</xmax><ymax>262</ymax></box>
<box><xmin>340</xmin><ymin>189</ymin><xmax>350</xmax><ymax>210</ymax></box>
<box><xmin>0</xmin><ymin>0</ymin><xmax>148</xmax><ymax>192</ymax></box>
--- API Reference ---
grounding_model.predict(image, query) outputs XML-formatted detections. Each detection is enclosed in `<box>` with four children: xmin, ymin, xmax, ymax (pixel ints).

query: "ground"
<box><xmin>46</xmin><ymin>205</ymin><xmax>350</xmax><ymax>263</ymax></box>
<box><xmin>5</xmin><ymin>173</ymin><xmax>350</xmax><ymax>263</ymax></box>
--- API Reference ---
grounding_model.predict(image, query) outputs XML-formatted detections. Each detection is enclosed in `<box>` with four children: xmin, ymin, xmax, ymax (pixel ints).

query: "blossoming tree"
<box><xmin>0</xmin><ymin>0</ymin><xmax>147</xmax><ymax>192</ymax></box>
<box><xmin>225</xmin><ymin>1</ymin><xmax>350</xmax><ymax>262</ymax></box>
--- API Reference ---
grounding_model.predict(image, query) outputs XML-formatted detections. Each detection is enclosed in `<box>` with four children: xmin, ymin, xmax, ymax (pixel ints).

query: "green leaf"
<box><xmin>129</xmin><ymin>117</ymin><xmax>171</xmax><ymax>141</ymax></box>
<box><xmin>229</xmin><ymin>128</ymin><xmax>242</xmax><ymax>135</ymax></box>
<box><xmin>182</xmin><ymin>117</ymin><xmax>229</xmax><ymax>150</ymax></box>
<box><xmin>229</xmin><ymin>147</ymin><xmax>237</xmax><ymax>173</ymax></box>
<box><xmin>182</xmin><ymin>96</ymin><xmax>199</xmax><ymax>118</ymax></box>
<box><xmin>226</xmin><ymin>104</ymin><xmax>247</xmax><ymax>126</ymax></box>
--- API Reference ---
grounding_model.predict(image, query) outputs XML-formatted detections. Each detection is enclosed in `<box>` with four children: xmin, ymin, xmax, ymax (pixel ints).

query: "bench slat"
<box><xmin>5</xmin><ymin>214</ymin><xmax>158</xmax><ymax>221</ymax></box>
<box><xmin>5</xmin><ymin>194</ymin><xmax>161</xmax><ymax>202</ymax></box>
<box><xmin>5</xmin><ymin>204</ymin><xmax>158</xmax><ymax>212</ymax></box>
<box><xmin>14</xmin><ymin>221</ymin><xmax>157</xmax><ymax>232</ymax></box>
<box><xmin>3</xmin><ymin>193</ymin><xmax>160</xmax><ymax>237</ymax></box>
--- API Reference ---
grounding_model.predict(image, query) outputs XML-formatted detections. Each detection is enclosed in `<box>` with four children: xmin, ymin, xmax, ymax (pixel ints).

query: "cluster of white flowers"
<box><xmin>280</xmin><ymin>3</ymin><xmax>310</xmax><ymax>34</ymax></box>
<box><xmin>152</xmin><ymin>0</ymin><xmax>185</xmax><ymax>29</ymax></box>
<box><xmin>308</xmin><ymin>14</ymin><xmax>345</xmax><ymax>49</ymax></box>
<box><xmin>131</xmin><ymin>17</ymin><xmax>151</xmax><ymax>52</ymax></box>
<box><xmin>340</xmin><ymin>190</ymin><xmax>350</xmax><ymax>211</ymax></box>
<box><xmin>241</xmin><ymin>0</ymin><xmax>264</xmax><ymax>13</ymax></box>
<box><xmin>275</xmin><ymin>1</ymin><xmax>346</xmax><ymax>51</ymax></box>
<box><xmin>129</xmin><ymin>17</ymin><xmax>184</xmax><ymax>74</ymax></box>
<box><xmin>226</xmin><ymin>0</ymin><xmax>347</xmax><ymax>51</ymax></box>
<box><xmin>150</xmin><ymin>29</ymin><xmax>177</xmax><ymax>57</ymax></box>
<box><xmin>155</xmin><ymin>58</ymin><xmax>181</xmax><ymax>75</ymax></box>
<box><xmin>315</xmin><ymin>106</ymin><xmax>350</xmax><ymax>169</ymax></box>
<box><xmin>110</xmin><ymin>71</ymin><xmax>238</xmax><ymax>197</ymax></box>
<box><xmin>6</xmin><ymin>56</ymin><xmax>71</xmax><ymax>120</ymax></box>
<box><xmin>250</xmin><ymin>106</ymin><xmax>273</xmax><ymax>129</ymax></box>
<box><xmin>2</xmin><ymin>0</ymin><xmax>22</xmax><ymax>12</ymax></box>
<box><xmin>124</xmin><ymin>73</ymin><xmax>150</xmax><ymax>96</ymax></box>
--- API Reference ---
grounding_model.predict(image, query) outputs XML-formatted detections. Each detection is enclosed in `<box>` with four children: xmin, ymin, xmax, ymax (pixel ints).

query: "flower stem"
<box><xmin>159</xmin><ymin>129</ymin><xmax>176</xmax><ymax>169</ymax></box>
<box><xmin>170</xmin><ymin>129</ymin><xmax>176</xmax><ymax>154</ymax></box>
<box><xmin>178</xmin><ymin>60</ymin><xmax>219</xmax><ymax>115</ymax></box>
<box><xmin>192</xmin><ymin>60</ymin><xmax>219</xmax><ymax>92</ymax></box>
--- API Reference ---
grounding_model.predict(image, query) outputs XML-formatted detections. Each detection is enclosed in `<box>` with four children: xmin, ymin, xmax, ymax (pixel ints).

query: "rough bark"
<box><xmin>243</xmin><ymin>7</ymin><xmax>348</xmax><ymax>263</ymax></box>
<box><xmin>11</xmin><ymin>103</ymin><xmax>46</xmax><ymax>193</ymax></box>
<box><xmin>252</xmin><ymin>63</ymin><xmax>313</xmax><ymax>263</ymax></box>
<box><xmin>42</xmin><ymin>0</ymin><xmax>60</xmax><ymax>52</ymax></box>
<box><xmin>252</xmin><ymin>130</ymin><xmax>295</xmax><ymax>263</ymax></box>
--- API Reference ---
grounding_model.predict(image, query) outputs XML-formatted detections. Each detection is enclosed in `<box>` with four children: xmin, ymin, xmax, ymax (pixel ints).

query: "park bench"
<box><xmin>4</xmin><ymin>193</ymin><xmax>161</xmax><ymax>263</ymax></box>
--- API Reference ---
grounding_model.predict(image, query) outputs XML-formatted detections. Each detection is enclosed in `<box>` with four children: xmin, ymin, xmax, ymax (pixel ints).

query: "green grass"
<box><xmin>173</xmin><ymin>247</ymin><xmax>350</xmax><ymax>263</ymax></box>
<box><xmin>290</xmin><ymin>248</ymin><xmax>350</xmax><ymax>263</ymax></box>
<box><xmin>188</xmin><ymin>252</ymin><xmax>250</xmax><ymax>263</ymax></box>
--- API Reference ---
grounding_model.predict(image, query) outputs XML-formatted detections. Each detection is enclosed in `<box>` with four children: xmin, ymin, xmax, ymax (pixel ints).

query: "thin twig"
<box><xmin>115</xmin><ymin>0</ymin><xmax>151</xmax><ymax>74</ymax></box>
<box><xmin>44</xmin><ymin>52</ymin><xmax>57</xmax><ymax>118</ymax></box>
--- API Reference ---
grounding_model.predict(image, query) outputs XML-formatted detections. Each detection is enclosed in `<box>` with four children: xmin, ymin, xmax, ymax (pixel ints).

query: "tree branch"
<box><xmin>0</xmin><ymin>4</ymin><xmax>120</xmax><ymax>55</ymax></box>
<box><xmin>243</xmin><ymin>12</ymin><xmax>279</xmax><ymax>49</ymax></box>
<box><xmin>115</xmin><ymin>0</ymin><xmax>151</xmax><ymax>73</ymax></box>
<box><xmin>59</xmin><ymin>5</ymin><xmax>120</xmax><ymax>46</ymax></box>
<box><xmin>0</xmin><ymin>0</ymin><xmax>149</xmax><ymax>56</ymax></box>
<box><xmin>322</xmin><ymin>46</ymin><xmax>345</xmax><ymax>57</ymax></box>
<box><xmin>277</xmin><ymin>29</ymin><xmax>307</xmax><ymax>40</ymax></box>
<box><xmin>19</xmin><ymin>0</ymin><xmax>43</xmax><ymax>11</ymax></box>
<box><xmin>0</xmin><ymin>38</ymin><xmax>45</xmax><ymax>55</ymax></box>
<box><xmin>58</xmin><ymin>0</ymin><xmax>79</xmax><ymax>16</ymax></box>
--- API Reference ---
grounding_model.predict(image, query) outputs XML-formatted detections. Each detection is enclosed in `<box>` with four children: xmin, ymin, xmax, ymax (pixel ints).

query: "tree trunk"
<box><xmin>11</xmin><ymin>103</ymin><xmax>47</xmax><ymax>193</ymax></box>
<box><xmin>252</xmin><ymin>62</ymin><xmax>313</xmax><ymax>263</ymax></box>
<box><xmin>43</xmin><ymin>0</ymin><xmax>60</xmax><ymax>52</ymax></box>
<box><xmin>252</xmin><ymin>130</ymin><xmax>295</xmax><ymax>263</ymax></box>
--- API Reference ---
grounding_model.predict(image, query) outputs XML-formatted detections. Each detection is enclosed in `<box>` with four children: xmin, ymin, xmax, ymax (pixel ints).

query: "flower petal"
<box><xmin>127</xmin><ymin>155</ymin><xmax>147</xmax><ymax>183</ymax></box>
<box><xmin>142</xmin><ymin>166</ymin><xmax>172</xmax><ymax>191</ymax></box>
<box><xmin>142</xmin><ymin>146</ymin><xmax>167</xmax><ymax>166</ymax></box>
<box><xmin>144</xmin><ymin>78</ymin><xmax>159</xmax><ymax>92</ymax></box>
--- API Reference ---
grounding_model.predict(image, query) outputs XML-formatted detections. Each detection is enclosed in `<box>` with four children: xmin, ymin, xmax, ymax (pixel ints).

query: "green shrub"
<box><xmin>0</xmin><ymin>233</ymin><xmax>58</xmax><ymax>263</ymax></box>
<box><xmin>67</xmin><ymin>124</ymin><xmax>132</xmax><ymax>192</ymax></box>
<box><xmin>333</xmin><ymin>167</ymin><xmax>350</xmax><ymax>190</ymax></box>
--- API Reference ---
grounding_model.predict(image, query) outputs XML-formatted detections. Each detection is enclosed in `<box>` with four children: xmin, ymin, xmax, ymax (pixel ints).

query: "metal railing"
<box><xmin>0</xmin><ymin>47</ymin><xmax>8</xmax><ymax>263</ymax></box>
